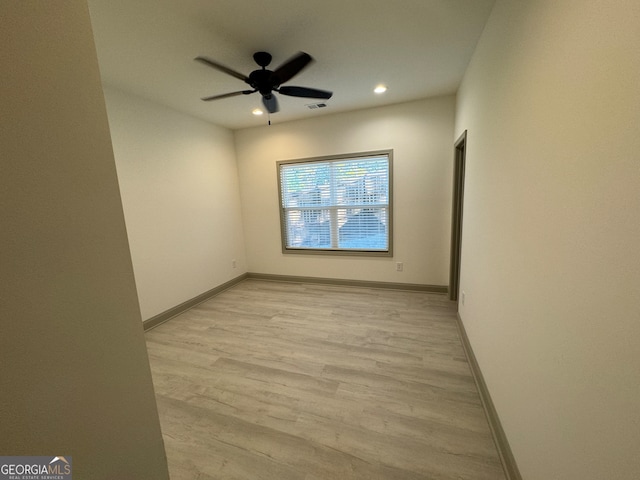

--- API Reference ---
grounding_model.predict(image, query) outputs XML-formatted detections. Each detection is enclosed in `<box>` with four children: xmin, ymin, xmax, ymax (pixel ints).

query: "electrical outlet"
<box><xmin>461</xmin><ymin>291</ymin><xmax>466</xmax><ymax>305</ymax></box>
<box><xmin>232</xmin><ymin>259</ymin><xmax>237</xmax><ymax>269</ymax></box>
<box><xmin>396</xmin><ymin>262</ymin><xmax>403</xmax><ymax>272</ymax></box>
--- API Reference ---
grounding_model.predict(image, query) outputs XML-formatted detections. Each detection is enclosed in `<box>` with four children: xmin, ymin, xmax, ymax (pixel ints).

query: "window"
<box><xmin>277</xmin><ymin>150</ymin><xmax>392</xmax><ymax>256</ymax></box>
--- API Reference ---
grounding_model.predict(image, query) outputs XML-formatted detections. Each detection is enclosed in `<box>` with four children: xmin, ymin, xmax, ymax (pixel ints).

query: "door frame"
<box><xmin>449</xmin><ymin>130</ymin><xmax>467</xmax><ymax>302</ymax></box>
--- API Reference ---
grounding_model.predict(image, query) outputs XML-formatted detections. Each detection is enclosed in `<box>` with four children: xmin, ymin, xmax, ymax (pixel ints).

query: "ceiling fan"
<box><xmin>195</xmin><ymin>51</ymin><xmax>333</xmax><ymax>114</ymax></box>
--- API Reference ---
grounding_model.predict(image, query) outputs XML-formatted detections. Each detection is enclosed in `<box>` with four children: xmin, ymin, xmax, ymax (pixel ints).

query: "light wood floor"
<box><xmin>145</xmin><ymin>279</ymin><xmax>505</xmax><ymax>480</ymax></box>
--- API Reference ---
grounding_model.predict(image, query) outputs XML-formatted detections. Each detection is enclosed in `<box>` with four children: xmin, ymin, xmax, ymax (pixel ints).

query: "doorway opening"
<box><xmin>449</xmin><ymin>130</ymin><xmax>467</xmax><ymax>302</ymax></box>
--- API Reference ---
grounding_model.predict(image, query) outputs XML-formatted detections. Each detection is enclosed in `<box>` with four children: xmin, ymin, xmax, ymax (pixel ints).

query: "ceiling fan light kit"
<box><xmin>195</xmin><ymin>51</ymin><xmax>333</xmax><ymax>117</ymax></box>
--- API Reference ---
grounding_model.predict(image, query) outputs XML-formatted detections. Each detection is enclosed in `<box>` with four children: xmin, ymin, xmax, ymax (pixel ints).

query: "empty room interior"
<box><xmin>2</xmin><ymin>1</ymin><xmax>639</xmax><ymax>480</ymax></box>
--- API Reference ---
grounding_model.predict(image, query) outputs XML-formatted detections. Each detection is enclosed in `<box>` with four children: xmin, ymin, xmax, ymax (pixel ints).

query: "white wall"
<box><xmin>235</xmin><ymin>97</ymin><xmax>455</xmax><ymax>286</ymax></box>
<box><xmin>0</xmin><ymin>1</ymin><xmax>168</xmax><ymax>478</ymax></box>
<box><xmin>455</xmin><ymin>1</ymin><xmax>640</xmax><ymax>479</ymax></box>
<box><xmin>104</xmin><ymin>88</ymin><xmax>247</xmax><ymax>320</ymax></box>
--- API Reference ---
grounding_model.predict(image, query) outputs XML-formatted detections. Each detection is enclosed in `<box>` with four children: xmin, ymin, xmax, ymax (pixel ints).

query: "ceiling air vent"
<box><xmin>306</xmin><ymin>102</ymin><xmax>328</xmax><ymax>110</ymax></box>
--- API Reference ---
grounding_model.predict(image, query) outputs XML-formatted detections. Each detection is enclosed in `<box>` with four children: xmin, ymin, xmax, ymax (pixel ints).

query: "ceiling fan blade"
<box><xmin>278</xmin><ymin>86</ymin><xmax>333</xmax><ymax>99</ymax></box>
<box><xmin>195</xmin><ymin>56</ymin><xmax>249</xmax><ymax>82</ymax></box>
<box><xmin>201</xmin><ymin>90</ymin><xmax>255</xmax><ymax>101</ymax></box>
<box><xmin>262</xmin><ymin>94</ymin><xmax>279</xmax><ymax>114</ymax></box>
<box><xmin>272</xmin><ymin>52</ymin><xmax>313</xmax><ymax>85</ymax></box>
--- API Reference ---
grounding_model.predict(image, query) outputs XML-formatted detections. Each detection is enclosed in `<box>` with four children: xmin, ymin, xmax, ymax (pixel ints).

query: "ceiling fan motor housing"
<box><xmin>248</xmin><ymin>69</ymin><xmax>277</xmax><ymax>95</ymax></box>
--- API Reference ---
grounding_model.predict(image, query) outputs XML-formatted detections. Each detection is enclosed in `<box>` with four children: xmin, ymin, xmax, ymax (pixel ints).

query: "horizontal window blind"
<box><xmin>278</xmin><ymin>151</ymin><xmax>392</xmax><ymax>255</ymax></box>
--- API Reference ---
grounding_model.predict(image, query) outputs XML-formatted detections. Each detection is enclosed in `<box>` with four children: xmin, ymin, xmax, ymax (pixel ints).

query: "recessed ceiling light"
<box><xmin>374</xmin><ymin>84</ymin><xmax>388</xmax><ymax>94</ymax></box>
<box><xmin>252</xmin><ymin>108</ymin><xmax>264</xmax><ymax>116</ymax></box>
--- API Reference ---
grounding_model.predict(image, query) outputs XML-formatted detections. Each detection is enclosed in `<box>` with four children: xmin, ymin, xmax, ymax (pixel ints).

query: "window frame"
<box><xmin>276</xmin><ymin>149</ymin><xmax>393</xmax><ymax>257</ymax></box>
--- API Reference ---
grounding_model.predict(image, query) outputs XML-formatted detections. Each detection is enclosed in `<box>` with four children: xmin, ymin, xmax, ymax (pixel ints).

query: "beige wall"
<box><xmin>455</xmin><ymin>1</ymin><xmax>640</xmax><ymax>478</ymax></box>
<box><xmin>104</xmin><ymin>88</ymin><xmax>247</xmax><ymax>320</ymax></box>
<box><xmin>235</xmin><ymin>97</ymin><xmax>455</xmax><ymax>286</ymax></box>
<box><xmin>0</xmin><ymin>1</ymin><xmax>168</xmax><ymax>478</ymax></box>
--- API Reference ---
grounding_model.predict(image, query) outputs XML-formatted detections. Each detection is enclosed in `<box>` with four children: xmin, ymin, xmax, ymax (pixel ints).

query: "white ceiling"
<box><xmin>88</xmin><ymin>0</ymin><xmax>495</xmax><ymax>130</ymax></box>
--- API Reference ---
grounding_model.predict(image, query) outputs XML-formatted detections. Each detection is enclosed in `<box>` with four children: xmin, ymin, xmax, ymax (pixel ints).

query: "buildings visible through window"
<box><xmin>277</xmin><ymin>150</ymin><xmax>392</xmax><ymax>256</ymax></box>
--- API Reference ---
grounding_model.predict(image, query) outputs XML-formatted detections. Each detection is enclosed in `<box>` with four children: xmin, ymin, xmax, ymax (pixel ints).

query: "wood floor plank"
<box><xmin>146</xmin><ymin>279</ymin><xmax>505</xmax><ymax>480</ymax></box>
